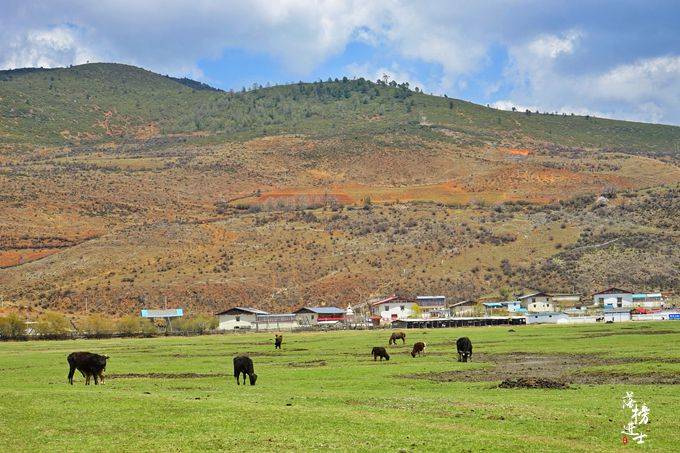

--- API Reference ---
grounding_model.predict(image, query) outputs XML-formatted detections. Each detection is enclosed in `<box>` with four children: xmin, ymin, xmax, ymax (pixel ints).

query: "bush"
<box><xmin>82</xmin><ymin>315</ymin><xmax>115</xmax><ymax>336</ymax></box>
<box><xmin>34</xmin><ymin>311</ymin><xmax>70</xmax><ymax>336</ymax></box>
<box><xmin>0</xmin><ymin>314</ymin><xmax>27</xmax><ymax>338</ymax></box>
<box><xmin>116</xmin><ymin>315</ymin><xmax>142</xmax><ymax>334</ymax></box>
<box><xmin>174</xmin><ymin>315</ymin><xmax>218</xmax><ymax>333</ymax></box>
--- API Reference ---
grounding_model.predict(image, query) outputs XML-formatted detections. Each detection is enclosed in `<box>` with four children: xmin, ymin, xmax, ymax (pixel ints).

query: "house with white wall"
<box><xmin>216</xmin><ymin>307</ymin><xmax>268</xmax><ymax>330</ymax></box>
<box><xmin>592</xmin><ymin>288</ymin><xmax>634</xmax><ymax>308</ymax></box>
<box><xmin>370</xmin><ymin>295</ymin><xmax>417</xmax><ymax>322</ymax></box>
<box><xmin>518</xmin><ymin>292</ymin><xmax>554</xmax><ymax>312</ymax></box>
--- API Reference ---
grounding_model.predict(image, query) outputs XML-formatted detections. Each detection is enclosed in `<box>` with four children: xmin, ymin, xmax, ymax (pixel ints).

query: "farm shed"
<box><xmin>525</xmin><ymin>312</ymin><xmax>569</xmax><ymax>324</ymax></box>
<box><xmin>294</xmin><ymin>307</ymin><xmax>345</xmax><ymax>326</ymax></box>
<box><xmin>518</xmin><ymin>292</ymin><xmax>554</xmax><ymax>312</ymax></box>
<box><xmin>592</xmin><ymin>287</ymin><xmax>634</xmax><ymax>308</ymax></box>
<box><xmin>604</xmin><ymin>308</ymin><xmax>632</xmax><ymax>322</ymax></box>
<box><xmin>370</xmin><ymin>295</ymin><xmax>417</xmax><ymax>322</ymax></box>
<box><xmin>215</xmin><ymin>307</ymin><xmax>268</xmax><ymax>331</ymax></box>
<box><xmin>254</xmin><ymin>313</ymin><xmax>297</xmax><ymax>331</ymax></box>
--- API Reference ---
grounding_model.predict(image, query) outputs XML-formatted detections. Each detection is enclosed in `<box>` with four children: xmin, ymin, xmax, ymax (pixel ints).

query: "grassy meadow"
<box><xmin>1</xmin><ymin>322</ymin><xmax>680</xmax><ymax>452</ymax></box>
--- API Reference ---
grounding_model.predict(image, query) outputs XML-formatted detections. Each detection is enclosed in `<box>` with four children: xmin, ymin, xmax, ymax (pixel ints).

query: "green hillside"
<box><xmin>1</xmin><ymin>63</ymin><xmax>679</xmax><ymax>157</ymax></box>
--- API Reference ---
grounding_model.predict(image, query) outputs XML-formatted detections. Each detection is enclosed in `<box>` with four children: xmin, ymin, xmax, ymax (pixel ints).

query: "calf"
<box><xmin>371</xmin><ymin>347</ymin><xmax>390</xmax><ymax>361</ymax></box>
<box><xmin>67</xmin><ymin>352</ymin><xmax>109</xmax><ymax>385</ymax></box>
<box><xmin>456</xmin><ymin>337</ymin><xmax>473</xmax><ymax>362</ymax></box>
<box><xmin>233</xmin><ymin>355</ymin><xmax>257</xmax><ymax>385</ymax></box>
<box><xmin>411</xmin><ymin>341</ymin><xmax>426</xmax><ymax>358</ymax></box>
<box><xmin>274</xmin><ymin>334</ymin><xmax>283</xmax><ymax>349</ymax></box>
<box><xmin>388</xmin><ymin>331</ymin><xmax>406</xmax><ymax>345</ymax></box>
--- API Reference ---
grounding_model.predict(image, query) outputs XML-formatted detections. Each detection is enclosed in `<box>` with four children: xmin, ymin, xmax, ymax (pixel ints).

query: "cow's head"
<box><xmin>97</xmin><ymin>354</ymin><xmax>109</xmax><ymax>368</ymax></box>
<box><xmin>461</xmin><ymin>353</ymin><xmax>470</xmax><ymax>362</ymax></box>
<box><xmin>249</xmin><ymin>373</ymin><xmax>258</xmax><ymax>385</ymax></box>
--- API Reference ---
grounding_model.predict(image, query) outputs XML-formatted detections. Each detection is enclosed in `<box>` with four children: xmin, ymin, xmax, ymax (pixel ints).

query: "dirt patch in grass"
<box><xmin>108</xmin><ymin>372</ymin><xmax>226</xmax><ymax>379</ymax></box>
<box><xmin>576</xmin><ymin>329</ymin><xmax>676</xmax><ymax>339</ymax></box>
<box><xmin>287</xmin><ymin>359</ymin><xmax>327</xmax><ymax>368</ymax></box>
<box><xmin>499</xmin><ymin>377</ymin><xmax>569</xmax><ymax>389</ymax></box>
<box><xmin>403</xmin><ymin>352</ymin><xmax>680</xmax><ymax>386</ymax></box>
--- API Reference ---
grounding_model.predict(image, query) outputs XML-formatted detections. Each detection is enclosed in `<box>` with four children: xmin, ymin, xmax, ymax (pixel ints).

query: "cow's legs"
<box><xmin>242</xmin><ymin>374</ymin><xmax>247</xmax><ymax>385</ymax></box>
<box><xmin>68</xmin><ymin>364</ymin><xmax>76</xmax><ymax>385</ymax></box>
<box><xmin>98</xmin><ymin>371</ymin><xmax>105</xmax><ymax>384</ymax></box>
<box><xmin>85</xmin><ymin>373</ymin><xmax>91</xmax><ymax>385</ymax></box>
<box><xmin>93</xmin><ymin>373</ymin><xmax>99</xmax><ymax>385</ymax></box>
<box><xmin>235</xmin><ymin>374</ymin><xmax>240</xmax><ymax>385</ymax></box>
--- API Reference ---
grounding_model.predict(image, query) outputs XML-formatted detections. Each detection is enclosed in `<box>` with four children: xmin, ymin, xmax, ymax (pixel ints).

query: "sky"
<box><xmin>1</xmin><ymin>1</ymin><xmax>679</xmax><ymax>125</ymax></box>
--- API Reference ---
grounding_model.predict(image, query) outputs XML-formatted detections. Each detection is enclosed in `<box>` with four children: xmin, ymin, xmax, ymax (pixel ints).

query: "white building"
<box><xmin>592</xmin><ymin>287</ymin><xmax>634</xmax><ymax>308</ymax></box>
<box><xmin>370</xmin><ymin>295</ymin><xmax>417</xmax><ymax>322</ymax></box>
<box><xmin>525</xmin><ymin>312</ymin><xmax>569</xmax><ymax>324</ymax></box>
<box><xmin>216</xmin><ymin>307</ymin><xmax>269</xmax><ymax>330</ymax></box>
<box><xmin>518</xmin><ymin>292</ymin><xmax>554</xmax><ymax>312</ymax></box>
<box><xmin>604</xmin><ymin>308</ymin><xmax>632</xmax><ymax>322</ymax></box>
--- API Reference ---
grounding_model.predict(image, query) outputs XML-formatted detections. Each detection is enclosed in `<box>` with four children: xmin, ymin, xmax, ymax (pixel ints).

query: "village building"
<box><xmin>215</xmin><ymin>307</ymin><xmax>268</xmax><ymax>330</ymax></box>
<box><xmin>518</xmin><ymin>292</ymin><xmax>555</xmax><ymax>312</ymax></box>
<box><xmin>294</xmin><ymin>307</ymin><xmax>345</xmax><ymax>327</ymax></box>
<box><xmin>370</xmin><ymin>295</ymin><xmax>417</xmax><ymax>323</ymax></box>
<box><xmin>448</xmin><ymin>300</ymin><xmax>478</xmax><ymax>317</ymax></box>
<box><xmin>416</xmin><ymin>296</ymin><xmax>449</xmax><ymax>317</ymax></box>
<box><xmin>592</xmin><ymin>287</ymin><xmax>634</xmax><ymax>308</ymax></box>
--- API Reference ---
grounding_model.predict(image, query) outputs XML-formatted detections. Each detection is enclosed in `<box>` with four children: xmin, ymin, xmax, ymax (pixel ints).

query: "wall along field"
<box><xmin>1</xmin><ymin>322</ymin><xmax>680</xmax><ymax>451</ymax></box>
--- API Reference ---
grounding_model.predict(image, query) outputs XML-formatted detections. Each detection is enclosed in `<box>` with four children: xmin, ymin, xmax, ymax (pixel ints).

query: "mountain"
<box><xmin>0</xmin><ymin>63</ymin><xmax>678</xmax><ymax>317</ymax></box>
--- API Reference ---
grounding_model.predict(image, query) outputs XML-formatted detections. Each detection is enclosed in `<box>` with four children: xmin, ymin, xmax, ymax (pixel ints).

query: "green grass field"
<box><xmin>2</xmin><ymin>322</ymin><xmax>679</xmax><ymax>452</ymax></box>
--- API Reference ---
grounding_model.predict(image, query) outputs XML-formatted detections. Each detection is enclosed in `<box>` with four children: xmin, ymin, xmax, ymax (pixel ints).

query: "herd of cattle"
<box><xmin>66</xmin><ymin>331</ymin><xmax>473</xmax><ymax>387</ymax></box>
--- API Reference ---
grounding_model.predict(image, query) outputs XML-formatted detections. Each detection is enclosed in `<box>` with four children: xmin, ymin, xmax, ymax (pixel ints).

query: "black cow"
<box><xmin>233</xmin><ymin>355</ymin><xmax>257</xmax><ymax>385</ymax></box>
<box><xmin>389</xmin><ymin>331</ymin><xmax>406</xmax><ymax>345</ymax></box>
<box><xmin>67</xmin><ymin>352</ymin><xmax>109</xmax><ymax>385</ymax></box>
<box><xmin>456</xmin><ymin>337</ymin><xmax>473</xmax><ymax>362</ymax></box>
<box><xmin>411</xmin><ymin>341</ymin><xmax>426</xmax><ymax>358</ymax></box>
<box><xmin>371</xmin><ymin>346</ymin><xmax>390</xmax><ymax>361</ymax></box>
<box><xmin>274</xmin><ymin>334</ymin><xmax>283</xmax><ymax>349</ymax></box>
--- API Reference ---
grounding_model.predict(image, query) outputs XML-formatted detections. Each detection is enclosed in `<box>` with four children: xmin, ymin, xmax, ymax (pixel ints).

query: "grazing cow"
<box><xmin>456</xmin><ymin>337</ymin><xmax>473</xmax><ymax>362</ymax></box>
<box><xmin>233</xmin><ymin>356</ymin><xmax>257</xmax><ymax>385</ymax></box>
<box><xmin>388</xmin><ymin>331</ymin><xmax>406</xmax><ymax>345</ymax></box>
<box><xmin>411</xmin><ymin>341</ymin><xmax>426</xmax><ymax>358</ymax></box>
<box><xmin>371</xmin><ymin>347</ymin><xmax>390</xmax><ymax>361</ymax></box>
<box><xmin>274</xmin><ymin>334</ymin><xmax>283</xmax><ymax>349</ymax></box>
<box><xmin>67</xmin><ymin>352</ymin><xmax>109</xmax><ymax>385</ymax></box>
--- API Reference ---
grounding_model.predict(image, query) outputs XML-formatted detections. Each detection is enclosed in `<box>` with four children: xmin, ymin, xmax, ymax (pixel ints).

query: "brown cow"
<box><xmin>274</xmin><ymin>334</ymin><xmax>283</xmax><ymax>349</ymax></box>
<box><xmin>411</xmin><ymin>342</ymin><xmax>426</xmax><ymax>358</ymax></box>
<box><xmin>67</xmin><ymin>352</ymin><xmax>109</xmax><ymax>385</ymax></box>
<box><xmin>388</xmin><ymin>331</ymin><xmax>406</xmax><ymax>345</ymax></box>
<box><xmin>371</xmin><ymin>347</ymin><xmax>390</xmax><ymax>361</ymax></box>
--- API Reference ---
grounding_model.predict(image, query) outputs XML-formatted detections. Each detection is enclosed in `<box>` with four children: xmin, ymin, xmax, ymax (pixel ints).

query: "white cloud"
<box><xmin>0</xmin><ymin>26</ymin><xmax>99</xmax><ymax>69</ymax></box>
<box><xmin>527</xmin><ymin>30</ymin><xmax>582</xmax><ymax>59</ymax></box>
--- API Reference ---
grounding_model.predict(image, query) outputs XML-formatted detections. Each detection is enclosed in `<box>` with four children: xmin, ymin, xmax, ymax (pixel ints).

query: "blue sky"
<box><xmin>1</xmin><ymin>1</ymin><xmax>679</xmax><ymax>124</ymax></box>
